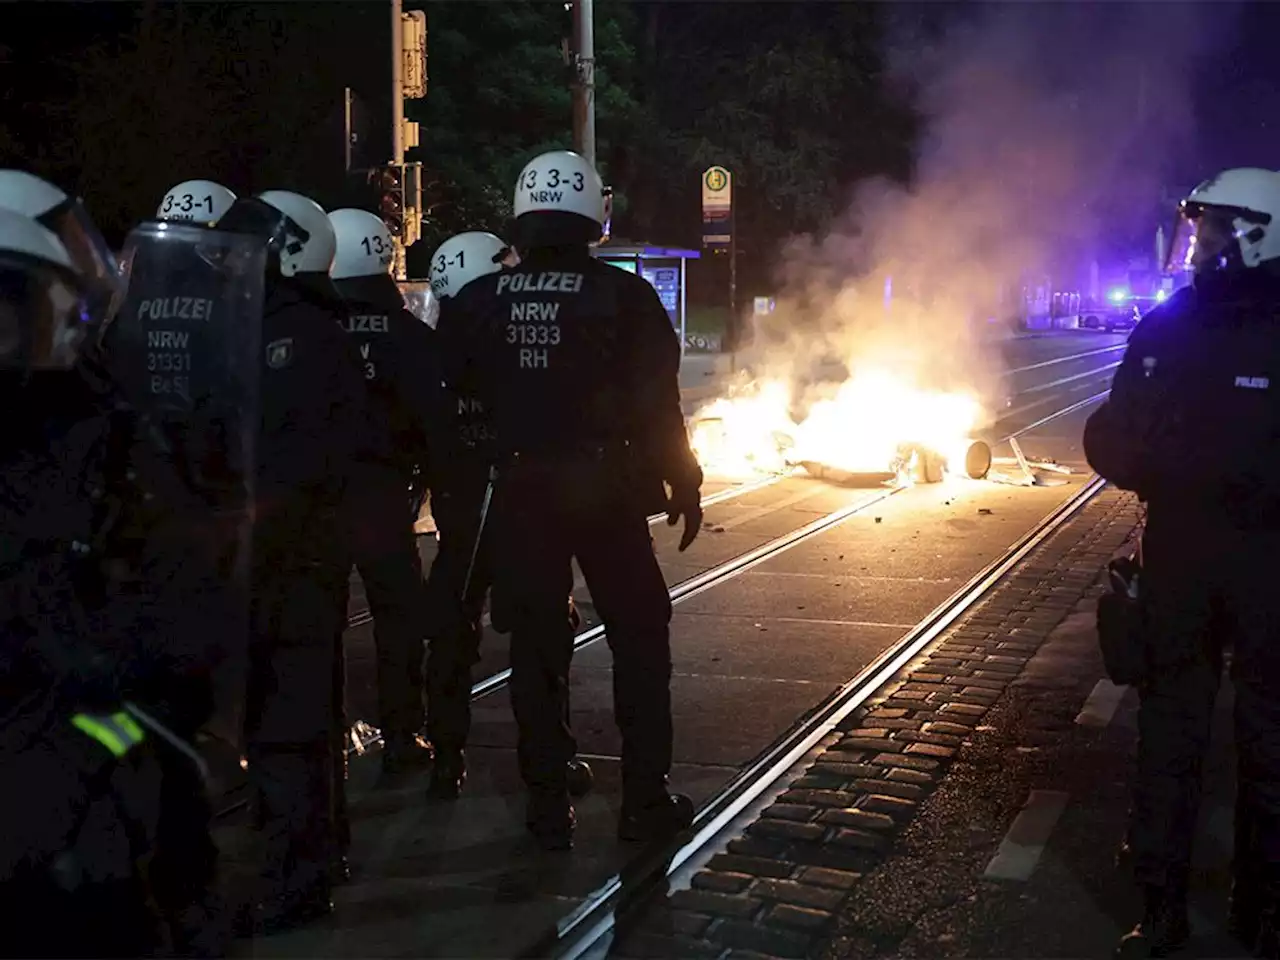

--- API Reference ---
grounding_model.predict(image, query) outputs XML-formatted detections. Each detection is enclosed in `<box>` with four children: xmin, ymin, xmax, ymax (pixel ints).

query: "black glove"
<box><xmin>666</xmin><ymin>484</ymin><xmax>702</xmax><ymax>552</ymax></box>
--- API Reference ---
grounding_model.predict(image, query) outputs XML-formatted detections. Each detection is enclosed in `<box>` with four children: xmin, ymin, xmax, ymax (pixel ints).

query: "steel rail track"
<box><xmin>1002</xmin><ymin>342</ymin><xmax>1126</xmax><ymax>376</ymax></box>
<box><xmin>347</xmin><ymin>473</ymin><xmax>794</xmax><ymax>630</ymax></box>
<box><xmin>541</xmin><ymin>469</ymin><xmax>1111</xmax><ymax>960</ymax></box>
<box><xmin>345</xmin><ymin>381</ymin><xmax>1114</xmax><ymax>633</ymax></box>
<box><xmin>469</xmin><ymin>483</ymin><xmax>904</xmax><ymax>701</ymax></box>
<box><xmin>474</xmin><ymin>385</ymin><xmax>1109</xmax><ymax>704</ymax></box>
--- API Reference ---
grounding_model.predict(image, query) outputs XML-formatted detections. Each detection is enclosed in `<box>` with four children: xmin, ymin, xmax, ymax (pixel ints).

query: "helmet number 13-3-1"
<box><xmin>360</xmin><ymin>233</ymin><xmax>389</xmax><ymax>257</ymax></box>
<box><xmin>162</xmin><ymin>193</ymin><xmax>215</xmax><ymax>215</ymax></box>
<box><xmin>518</xmin><ymin>168</ymin><xmax>586</xmax><ymax>192</ymax></box>
<box><xmin>434</xmin><ymin>250</ymin><xmax>464</xmax><ymax>274</ymax></box>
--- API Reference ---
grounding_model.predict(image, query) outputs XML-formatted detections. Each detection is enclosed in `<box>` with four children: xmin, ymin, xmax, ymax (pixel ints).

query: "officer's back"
<box><xmin>1085</xmin><ymin>273</ymin><xmax>1280</xmax><ymax>530</ymax></box>
<box><xmin>259</xmin><ymin>275</ymin><xmax>370</xmax><ymax>507</ymax></box>
<box><xmin>454</xmin><ymin>251</ymin><xmax>679</xmax><ymax>461</ymax></box>
<box><xmin>327</xmin><ymin>209</ymin><xmax>435</xmax><ymax>481</ymax></box>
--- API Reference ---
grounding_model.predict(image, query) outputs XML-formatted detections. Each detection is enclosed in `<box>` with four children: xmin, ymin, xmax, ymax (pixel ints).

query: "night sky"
<box><xmin>3</xmin><ymin>1</ymin><xmax>1279</xmax><ymax>252</ymax></box>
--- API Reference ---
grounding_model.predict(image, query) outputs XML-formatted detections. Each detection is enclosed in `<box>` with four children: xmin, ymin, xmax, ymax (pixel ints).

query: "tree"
<box><xmin>622</xmin><ymin>2</ymin><xmax>915</xmax><ymax>296</ymax></box>
<box><xmin>407</xmin><ymin>0</ymin><xmax>644</xmax><ymax>265</ymax></box>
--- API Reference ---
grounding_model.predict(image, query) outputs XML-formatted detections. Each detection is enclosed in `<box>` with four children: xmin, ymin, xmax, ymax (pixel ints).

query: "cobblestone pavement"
<box><xmin>607</xmin><ymin>486</ymin><xmax>1143</xmax><ymax>959</ymax></box>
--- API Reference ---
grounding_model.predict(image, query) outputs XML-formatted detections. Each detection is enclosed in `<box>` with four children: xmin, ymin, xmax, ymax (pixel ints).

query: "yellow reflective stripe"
<box><xmin>71</xmin><ymin>711</ymin><xmax>146</xmax><ymax>759</ymax></box>
<box><xmin>113</xmin><ymin>711</ymin><xmax>145</xmax><ymax>743</ymax></box>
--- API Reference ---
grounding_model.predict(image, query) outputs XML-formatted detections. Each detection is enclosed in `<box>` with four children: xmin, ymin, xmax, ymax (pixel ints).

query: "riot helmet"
<box><xmin>330</xmin><ymin>208</ymin><xmax>395</xmax><ymax>280</ymax></box>
<box><xmin>255</xmin><ymin>191</ymin><xmax>336</xmax><ymax>277</ymax></box>
<box><xmin>0</xmin><ymin>170</ymin><xmax>122</xmax><ymax>330</ymax></box>
<box><xmin>424</xmin><ymin>231</ymin><xmax>512</xmax><ymax>330</ymax></box>
<box><xmin>217</xmin><ymin>196</ymin><xmax>312</xmax><ymax>278</ymax></box>
<box><xmin>157</xmin><ymin>179</ymin><xmax>237</xmax><ymax>227</ymax></box>
<box><xmin>0</xmin><ymin>209</ymin><xmax>92</xmax><ymax>372</ymax></box>
<box><xmin>510</xmin><ymin>150</ymin><xmax>612</xmax><ymax>249</ymax></box>
<box><xmin>429</xmin><ymin>231</ymin><xmax>512</xmax><ymax>300</ymax></box>
<box><xmin>1166</xmin><ymin>168</ymin><xmax>1280</xmax><ymax>280</ymax></box>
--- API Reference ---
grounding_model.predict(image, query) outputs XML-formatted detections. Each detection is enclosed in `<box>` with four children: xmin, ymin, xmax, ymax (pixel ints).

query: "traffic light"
<box><xmin>374</xmin><ymin>164</ymin><xmax>405</xmax><ymax>241</ymax></box>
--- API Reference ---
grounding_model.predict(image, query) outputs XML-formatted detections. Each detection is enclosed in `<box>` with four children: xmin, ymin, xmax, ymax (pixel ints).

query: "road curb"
<box><xmin>610</xmin><ymin>486</ymin><xmax>1143</xmax><ymax>959</ymax></box>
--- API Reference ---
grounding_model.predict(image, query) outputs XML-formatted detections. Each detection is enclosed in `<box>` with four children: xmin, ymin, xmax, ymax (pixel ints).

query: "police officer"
<box><xmin>222</xmin><ymin>190</ymin><xmax>375</xmax><ymax>932</ymax></box>
<box><xmin>1</xmin><ymin>173</ymin><xmax>241</xmax><ymax>956</ymax></box>
<box><xmin>437</xmin><ymin>150</ymin><xmax>703</xmax><ymax>849</ymax></box>
<box><xmin>1084</xmin><ymin>167</ymin><xmax>1280</xmax><ymax>959</ymax></box>
<box><xmin>427</xmin><ymin>232</ymin><xmax>593</xmax><ymax>802</ymax></box>
<box><xmin>0</xmin><ymin>169</ymin><xmax>123</xmax><ymax>341</ymax></box>
<box><xmin>328</xmin><ymin>207</ymin><xmax>433</xmax><ymax>775</ymax></box>
<box><xmin>0</xmin><ymin>195</ymin><xmax>250</xmax><ymax>957</ymax></box>
<box><xmin>0</xmin><ymin>207</ymin><xmax>163</xmax><ymax>959</ymax></box>
<box><xmin>425</xmin><ymin>230</ymin><xmax>512</xmax><ymax>799</ymax></box>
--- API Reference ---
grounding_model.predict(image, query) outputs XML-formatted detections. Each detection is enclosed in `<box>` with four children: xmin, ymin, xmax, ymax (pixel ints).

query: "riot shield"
<box><xmin>398</xmin><ymin>279</ymin><xmax>439</xmax><ymax>329</ymax></box>
<box><xmin>109</xmin><ymin>219</ymin><xmax>266</xmax><ymax>795</ymax></box>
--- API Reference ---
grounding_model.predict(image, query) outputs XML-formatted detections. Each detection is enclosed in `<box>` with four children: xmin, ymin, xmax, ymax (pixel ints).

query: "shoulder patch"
<box><xmin>266</xmin><ymin>337</ymin><xmax>294</xmax><ymax>370</ymax></box>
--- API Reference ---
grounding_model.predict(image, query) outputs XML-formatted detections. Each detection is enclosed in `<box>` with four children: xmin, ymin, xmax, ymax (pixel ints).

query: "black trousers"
<box><xmin>423</xmin><ymin>461</ymin><xmax>492</xmax><ymax>755</ymax></box>
<box><xmin>245</xmin><ymin>520</ymin><xmax>347</xmax><ymax>893</ymax></box>
<box><xmin>492</xmin><ymin>455</ymin><xmax>673</xmax><ymax>801</ymax></box>
<box><xmin>1130</xmin><ymin>520</ymin><xmax>1280</xmax><ymax>892</ymax></box>
<box><xmin>341</xmin><ymin>471</ymin><xmax>427</xmax><ymax>746</ymax></box>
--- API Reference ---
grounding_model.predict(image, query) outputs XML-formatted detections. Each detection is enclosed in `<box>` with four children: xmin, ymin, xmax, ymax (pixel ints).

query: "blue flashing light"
<box><xmin>1108</xmin><ymin>287</ymin><xmax>1129</xmax><ymax>303</ymax></box>
<box><xmin>1155</xmin><ymin>289</ymin><xmax>1168</xmax><ymax>302</ymax></box>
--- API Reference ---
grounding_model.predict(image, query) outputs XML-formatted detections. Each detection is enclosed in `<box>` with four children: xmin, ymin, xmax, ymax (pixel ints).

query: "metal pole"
<box><xmin>728</xmin><ymin>178</ymin><xmax>737</xmax><ymax>365</ymax></box>
<box><xmin>391</xmin><ymin>0</ymin><xmax>404</xmax><ymax>165</ymax></box>
<box><xmin>679</xmin><ymin>256</ymin><xmax>687</xmax><ymax>358</ymax></box>
<box><xmin>390</xmin><ymin>0</ymin><xmax>406</xmax><ymax>280</ymax></box>
<box><xmin>343</xmin><ymin>87</ymin><xmax>353</xmax><ymax>172</ymax></box>
<box><xmin>571</xmin><ymin>0</ymin><xmax>596</xmax><ymax>169</ymax></box>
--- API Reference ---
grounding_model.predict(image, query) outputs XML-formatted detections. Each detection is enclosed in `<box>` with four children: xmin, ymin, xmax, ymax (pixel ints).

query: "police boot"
<box><xmin>1115</xmin><ymin>882</ymin><xmax>1190</xmax><ymax>958</ymax></box>
<box><xmin>1228</xmin><ymin>875</ymin><xmax>1264</xmax><ymax>951</ymax></box>
<box><xmin>567</xmin><ymin>757</ymin><xmax>593</xmax><ymax>798</ymax></box>
<box><xmin>619</xmin><ymin>792</ymin><xmax>695</xmax><ymax>844</ymax></box>
<box><xmin>168</xmin><ymin>890</ymin><xmax>232</xmax><ymax>959</ymax></box>
<box><xmin>1228</xmin><ymin>804</ymin><xmax>1263</xmax><ymax>950</ymax></box>
<box><xmin>526</xmin><ymin>787</ymin><xmax>575</xmax><ymax>851</ymax></box>
<box><xmin>242</xmin><ymin>872</ymin><xmax>334</xmax><ymax>938</ymax></box>
<box><xmin>382</xmin><ymin>731</ymin><xmax>434</xmax><ymax>777</ymax></box>
<box><xmin>242</xmin><ymin>748</ymin><xmax>338</xmax><ymax>936</ymax></box>
<box><xmin>428</xmin><ymin>746</ymin><xmax>467</xmax><ymax>801</ymax></box>
<box><xmin>1250</xmin><ymin>877</ymin><xmax>1280</xmax><ymax>959</ymax></box>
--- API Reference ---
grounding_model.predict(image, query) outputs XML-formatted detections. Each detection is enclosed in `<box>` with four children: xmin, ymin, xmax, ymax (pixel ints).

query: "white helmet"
<box><xmin>429</xmin><ymin>231</ymin><xmax>510</xmax><ymax>299</ymax></box>
<box><xmin>157</xmin><ymin>179</ymin><xmax>237</xmax><ymax>226</ymax></box>
<box><xmin>1168</xmin><ymin>167</ymin><xmax>1280</xmax><ymax>276</ymax></box>
<box><xmin>0</xmin><ymin>209</ymin><xmax>90</xmax><ymax>369</ymax></box>
<box><xmin>0</xmin><ymin>169</ymin><xmax>121</xmax><ymax>327</ymax></box>
<box><xmin>512</xmin><ymin>150</ymin><xmax>611</xmax><ymax>228</ymax></box>
<box><xmin>256</xmin><ymin>190</ymin><xmax>336</xmax><ymax>277</ymax></box>
<box><xmin>329</xmin><ymin>208</ymin><xmax>394</xmax><ymax>280</ymax></box>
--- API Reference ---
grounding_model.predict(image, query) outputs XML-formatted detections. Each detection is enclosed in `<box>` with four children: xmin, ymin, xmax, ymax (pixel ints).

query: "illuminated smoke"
<box><xmin>740</xmin><ymin>1</ymin><xmax>1242</xmax><ymax>426</ymax></box>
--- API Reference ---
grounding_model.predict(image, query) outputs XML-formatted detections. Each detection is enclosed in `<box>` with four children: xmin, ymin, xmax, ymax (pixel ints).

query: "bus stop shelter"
<box><xmin>594</xmin><ymin>241</ymin><xmax>700</xmax><ymax>352</ymax></box>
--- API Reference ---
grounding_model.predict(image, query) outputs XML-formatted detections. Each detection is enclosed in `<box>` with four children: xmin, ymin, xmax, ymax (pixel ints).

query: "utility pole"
<box><xmin>570</xmin><ymin>0</ymin><xmax>596</xmax><ymax>169</ymax></box>
<box><xmin>390</xmin><ymin>0</ymin><xmax>407</xmax><ymax>279</ymax></box>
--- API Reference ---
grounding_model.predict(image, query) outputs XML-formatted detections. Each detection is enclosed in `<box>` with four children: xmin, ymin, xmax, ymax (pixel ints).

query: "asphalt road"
<box><xmin>216</xmin><ymin>330</ymin><xmax>1125</xmax><ymax>957</ymax></box>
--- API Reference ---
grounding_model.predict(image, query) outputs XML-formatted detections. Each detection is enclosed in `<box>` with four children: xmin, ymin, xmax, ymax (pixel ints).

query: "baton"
<box><xmin>460</xmin><ymin>464</ymin><xmax>498</xmax><ymax>603</ymax></box>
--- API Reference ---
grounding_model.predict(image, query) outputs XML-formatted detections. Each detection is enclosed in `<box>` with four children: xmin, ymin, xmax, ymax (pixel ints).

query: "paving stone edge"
<box><xmin>613</xmin><ymin>486</ymin><xmax>1143</xmax><ymax>960</ymax></box>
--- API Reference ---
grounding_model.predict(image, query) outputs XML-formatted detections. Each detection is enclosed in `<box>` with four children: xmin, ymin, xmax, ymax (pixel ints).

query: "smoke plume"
<box><xmin>743</xmin><ymin>1</ymin><xmax>1242</xmax><ymax>425</ymax></box>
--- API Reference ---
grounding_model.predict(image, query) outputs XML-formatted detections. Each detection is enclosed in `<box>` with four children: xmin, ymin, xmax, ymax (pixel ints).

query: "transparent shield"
<box><xmin>398</xmin><ymin>280</ymin><xmax>439</xmax><ymax>329</ymax></box>
<box><xmin>112</xmin><ymin>218</ymin><xmax>266</xmax><ymax>508</ymax></box>
<box><xmin>1166</xmin><ymin>205</ymin><xmax>1255</xmax><ymax>277</ymax></box>
<box><xmin>45</xmin><ymin>199</ymin><xmax>123</xmax><ymax>330</ymax></box>
<box><xmin>112</xmin><ymin>218</ymin><xmax>269</xmax><ymax>765</ymax></box>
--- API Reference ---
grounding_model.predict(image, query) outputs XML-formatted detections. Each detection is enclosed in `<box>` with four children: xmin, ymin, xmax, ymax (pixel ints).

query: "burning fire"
<box><xmin>689</xmin><ymin>368</ymin><xmax>984</xmax><ymax>483</ymax></box>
